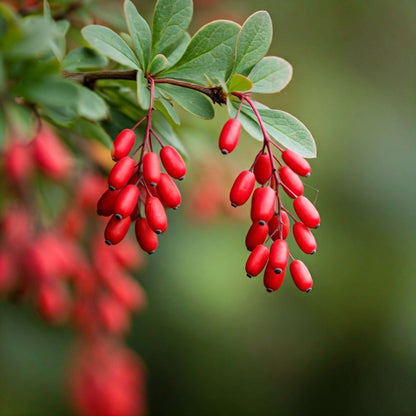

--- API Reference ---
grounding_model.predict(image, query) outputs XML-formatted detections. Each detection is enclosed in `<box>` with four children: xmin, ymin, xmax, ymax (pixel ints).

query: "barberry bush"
<box><xmin>0</xmin><ymin>0</ymin><xmax>319</xmax><ymax>415</ymax></box>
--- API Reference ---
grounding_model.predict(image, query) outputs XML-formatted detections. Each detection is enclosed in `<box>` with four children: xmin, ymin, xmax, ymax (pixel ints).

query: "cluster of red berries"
<box><xmin>219</xmin><ymin>95</ymin><xmax>320</xmax><ymax>293</ymax></box>
<box><xmin>0</xmin><ymin>124</ymin><xmax>147</xmax><ymax>416</ymax></box>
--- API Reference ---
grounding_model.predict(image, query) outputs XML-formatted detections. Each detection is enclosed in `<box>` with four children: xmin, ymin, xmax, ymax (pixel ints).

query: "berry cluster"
<box><xmin>219</xmin><ymin>94</ymin><xmax>320</xmax><ymax>293</ymax></box>
<box><xmin>98</xmin><ymin>77</ymin><xmax>186</xmax><ymax>255</ymax></box>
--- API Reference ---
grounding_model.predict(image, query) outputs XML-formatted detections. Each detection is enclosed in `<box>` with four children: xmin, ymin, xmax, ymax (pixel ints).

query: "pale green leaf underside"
<box><xmin>82</xmin><ymin>25</ymin><xmax>140</xmax><ymax>69</ymax></box>
<box><xmin>163</xmin><ymin>33</ymin><xmax>190</xmax><ymax>68</ymax></box>
<box><xmin>162</xmin><ymin>20</ymin><xmax>240</xmax><ymax>85</ymax></box>
<box><xmin>227</xmin><ymin>74</ymin><xmax>253</xmax><ymax>92</ymax></box>
<box><xmin>157</xmin><ymin>84</ymin><xmax>214</xmax><ymax>119</ymax></box>
<box><xmin>124</xmin><ymin>0</ymin><xmax>151</xmax><ymax>70</ymax></box>
<box><xmin>152</xmin><ymin>0</ymin><xmax>193</xmax><ymax>58</ymax></box>
<box><xmin>77</xmin><ymin>85</ymin><xmax>108</xmax><ymax>121</ymax></box>
<box><xmin>136</xmin><ymin>69</ymin><xmax>150</xmax><ymax>110</ymax></box>
<box><xmin>150</xmin><ymin>54</ymin><xmax>168</xmax><ymax>74</ymax></box>
<box><xmin>63</xmin><ymin>47</ymin><xmax>108</xmax><ymax>72</ymax></box>
<box><xmin>155</xmin><ymin>97</ymin><xmax>181</xmax><ymax>125</ymax></box>
<box><xmin>228</xmin><ymin>97</ymin><xmax>316</xmax><ymax>158</ymax></box>
<box><xmin>249</xmin><ymin>56</ymin><xmax>293</xmax><ymax>93</ymax></box>
<box><xmin>234</xmin><ymin>11</ymin><xmax>272</xmax><ymax>76</ymax></box>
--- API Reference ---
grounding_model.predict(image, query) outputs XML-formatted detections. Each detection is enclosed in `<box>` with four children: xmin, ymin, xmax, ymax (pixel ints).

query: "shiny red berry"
<box><xmin>290</xmin><ymin>260</ymin><xmax>313</xmax><ymax>292</ymax></box>
<box><xmin>104</xmin><ymin>215</ymin><xmax>131</xmax><ymax>245</ymax></box>
<box><xmin>97</xmin><ymin>189</ymin><xmax>120</xmax><ymax>216</ymax></box>
<box><xmin>230</xmin><ymin>170</ymin><xmax>255</xmax><ymax>207</ymax></box>
<box><xmin>145</xmin><ymin>197</ymin><xmax>167</xmax><ymax>234</ymax></box>
<box><xmin>143</xmin><ymin>152</ymin><xmax>161</xmax><ymax>186</ymax></box>
<box><xmin>135</xmin><ymin>218</ymin><xmax>158</xmax><ymax>254</ymax></box>
<box><xmin>263</xmin><ymin>262</ymin><xmax>286</xmax><ymax>292</ymax></box>
<box><xmin>108</xmin><ymin>157</ymin><xmax>135</xmax><ymax>190</ymax></box>
<box><xmin>253</xmin><ymin>153</ymin><xmax>272</xmax><ymax>184</ymax></box>
<box><xmin>281</xmin><ymin>149</ymin><xmax>311</xmax><ymax>177</ymax></box>
<box><xmin>251</xmin><ymin>187</ymin><xmax>276</xmax><ymax>225</ymax></box>
<box><xmin>218</xmin><ymin>118</ymin><xmax>241</xmax><ymax>154</ymax></box>
<box><xmin>278</xmin><ymin>166</ymin><xmax>304</xmax><ymax>198</ymax></box>
<box><xmin>245</xmin><ymin>222</ymin><xmax>268</xmax><ymax>251</ymax></box>
<box><xmin>293</xmin><ymin>222</ymin><xmax>317</xmax><ymax>254</ymax></box>
<box><xmin>160</xmin><ymin>146</ymin><xmax>186</xmax><ymax>180</ymax></box>
<box><xmin>268</xmin><ymin>211</ymin><xmax>290</xmax><ymax>240</ymax></box>
<box><xmin>293</xmin><ymin>196</ymin><xmax>320</xmax><ymax>228</ymax></box>
<box><xmin>269</xmin><ymin>239</ymin><xmax>289</xmax><ymax>274</ymax></box>
<box><xmin>245</xmin><ymin>244</ymin><xmax>269</xmax><ymax>278</ymax></box>
<box><xmin>112</xmin><ymin>129</ymin><xmax>136</xmax><ymax>161</ymax></box>
<box><xmin>114</xmin><ymin>185</ymin><xmax>140</xmax><ymax>219</ymax></box>
<box><xmin>157</xmin><ymin>173</ymin><xmax>181</xmax><ymax>209</ymax></box>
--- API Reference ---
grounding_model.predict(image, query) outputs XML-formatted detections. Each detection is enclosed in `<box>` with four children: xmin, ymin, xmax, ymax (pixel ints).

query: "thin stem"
<box><xmin>282</xmin><ymin>206</ymin><xmax>298</xmax><ymax>222</ymax></box>
<box><xmin>132</xmin><ymin>116</ymin><xmax>147</xmax><ymax>130</ymax></box>
<box><xmin>150</xmin><ymin>129</ymin><xmax>164</xmax><ymax>147</ymax></box>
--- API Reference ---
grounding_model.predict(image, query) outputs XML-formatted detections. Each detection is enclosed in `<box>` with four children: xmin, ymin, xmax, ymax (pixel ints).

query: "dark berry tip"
<box><xmin>306</xmin><ymin>288</ymin><xmax>312</xmax><ymax>293</ymax></box>
<box><xmin>310</xmin><ymin>250</ymin><xmax>316</xmax><ymax>255</ymax></box>
<box><xmin>274</xmin><ymin>268</ymin><xmax>282</xmax><ymax>274</ymax></box>
<box><xmin>178</xmin><ymin>176</ymin><xmax>185</xmax><ymax>181</ymax></box>
<box><xmin>109</xmin><ymin>185</ymin><xmax>116</xmax><ymax>191</ymax></box>
<box><xmin>246</xmin><ymin>274</ymin><xmax>252</xmax><ymax>278</ymax></box>
<box><xmin>266</xmin><ymin>288</ymin><xmax>273</xmax><ymax>293</ymax></box>
<box><xmin>115</xmin><ymin>214</ymin><xmax>122</xmax><ymax>220</ymax></box>
<box><xmin>155</xmin><ymin>230</ymin><xmax>162</xmax><ymax>235</ymax></box>
<box><xmin>315</xmin><ymin>223</ymin><xmax>320</xmax><ymax>229</ymax></box>
<box><xmin>112</xmin><ymin>157</ymin><xmax>117</xmax><ymax>162</ymax></box>
<box><xmin>148</xmin><ymin>251</ymin><xmax>155</xmax><ymax>255</ymax></box>
<box><xmin>305</xmin><ymin>172</ymin><xmax>311</xmax><ymax>178</ymax></box>
<box><xmin>173</xmin><ymin>205</ymin><xmax>180</xmax><ymax>210</ymax></box>
<box><xmin>221</xmin><ymin>149</ymin><xmax>228</xmax><ymax>155</ymax></box>
<box><xmin>97</xmin><ymin>210</ymin><xmax>103</xmax><ymax>216</ymax></box>
<box><xmin>150</xmin><ymin>182</ymin><xmax>157</xmax><ymax>187</ymax></box>
<box><xmin>258</xmin><ymin>220</ymin><xmax>266</xmax><ymax>226</ymax></box>
<box><xmin>105</xmin><ymin>240</ymin><xmax>112</xmax><ymax>246</ymax></box>
<box><xmin>231</xmin><ymin>203</ymin><xmax>237</xmax><ymax>208</ymax></box>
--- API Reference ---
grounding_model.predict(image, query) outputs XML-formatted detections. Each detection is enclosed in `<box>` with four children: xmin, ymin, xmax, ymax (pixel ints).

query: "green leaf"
<box><xmin>136</xmin><ymin>68</ymin><xmax>150</xmax><ymax>110</ymax></box>
<box><xmin>233</xmin><ymin>11</ymin><xmax>272</xmax><ymax>76</ymax></box>
<box><xmin>63</xmin><ymin>47</ymin><xmax>108</xmax><ymax>72</ymax></box>
<box><xmin>77</xmin><ymin>85</ymin><xmax>109</xmax><ymax>121</ymax></box>
<box><xmin>43</xmin><ymin>1</ymin><xmax>51</xmax><ymax>19</ymax></box>
<box><xmin>249</xmin><ymin>56</ymin><xmax>293</xmax><ymax>93</ymax></box>
<box><xmin>163</xmin><ymin>20</ymin><xmax>240</xmax><ymax>84</ymax></box>
<box><xmin>156</xmin><ymin>84</ymin><xmax>214</xmax><ymax>120</ymax></box>
<box><xmin>227</xmin><ymin>74</ymin><xmax>253</xmax><ymax>92</ymax></box>
<box><xmin>73</xmin><ymin>118</ymin><xmax>113</xmax><ymax>149</ymax></box>
<box><xmin>155</xmin><ymin>97</ymin><xmax>180</xmax><ymax>125</ymax></box>
<box><xmin>153</xmin><ymin>112</ymin><xmax>187</xmax><ymax>157</ymax></box>
<box><xmin>149</xmin><ymin>54</ymin><xmax>168</xmax><ymax>75</ymax></box>
<box><xmin>82</xmin><ymin>25</ymin><xmax>140</xmax><ymax>69</ymax></box>
<box><xmin>164</xmin><ymin>32</ymin><xmax>190</xmax><ymax>68</ymax></box>
<box><xmin>152</xmin><ymin>0</ymin><xmax>193</xmax><ymax>57</ymax></box>
<box><xmin>124</xmin><ymin>0</ymin><xmax>151</xmax><ymax>70</ymax></box>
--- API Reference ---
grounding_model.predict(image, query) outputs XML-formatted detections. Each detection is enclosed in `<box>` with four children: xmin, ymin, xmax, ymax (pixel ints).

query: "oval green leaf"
<box><xmin>227</xmin><ymin>74</ymin><xmax>253</xmax><ymax>92</ymax></box>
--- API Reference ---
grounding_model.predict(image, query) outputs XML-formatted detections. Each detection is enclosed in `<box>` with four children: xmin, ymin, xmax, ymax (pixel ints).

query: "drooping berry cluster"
<box><xmin>219</xmin><ymin>94</ymin><xmax>320</xmax><ymax>293</ymax></box>
<box><xmin>98</xmin><ymin>77</ymin><xmax>186</xmax><ymax>255</ymax></box>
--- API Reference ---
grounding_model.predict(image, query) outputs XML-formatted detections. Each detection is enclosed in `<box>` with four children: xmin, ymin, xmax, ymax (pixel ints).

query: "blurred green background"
<box><xmin>1</xmin><ymin>0</ymin><xmax>415</xmax><ymax>415</ymax></box>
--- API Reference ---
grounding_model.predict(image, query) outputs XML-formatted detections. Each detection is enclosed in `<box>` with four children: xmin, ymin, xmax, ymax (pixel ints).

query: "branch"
<box><xmin>64</xmin><ymin>70</ymin><xmax>227</xmax><ymax>105</ymax></box>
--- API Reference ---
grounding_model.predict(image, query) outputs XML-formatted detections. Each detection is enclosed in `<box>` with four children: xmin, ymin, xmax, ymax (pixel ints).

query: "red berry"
<box><xmin>278</xmin><ymin>166</ymin><xmax>304</xmax><ymax>198</ymax></box>
<box><xmin>268</xmin><ymin>211</ymin><xmax>290</xmax><ymax>240</ymax></box>
<box><xmin>245</xmin><ymin>244</ymin><xmax>269</xmax><ymax>278</ymax></box>
<box><xmin>250</xmin><ymin>187</ymin><xmax>276</xmax><ymax>225</ymax></box>
<box><xmin>104</xmin><ymin>215</ymin><xmax>131</xmax><ymax>245</ymax></box>
<box><xmin>293</xmin><ymin>196</ymin><xmax>320</xmax><ymax>228</ymax></box>
<box><xmin>97</xmin><ymin>189</ymin><xmax>120</xmax><ymax>216</ymax></box>
<box><xmin>218</xmin><ymin>118</ymin><xmax>241</xmax><ymax>154</ymax></box>
<box><xmin>135</xmin><ymin>218</ymin><xmax>158</xmax><ymax>254</ymax></box>
<box><xmin>160</xmin><ymin>146</ymin><xmax>186</xmax><ymax>180</ymax></box>
<box><xmin>114</xmin><ymin>185</ymin><xmax>140</xmax><ymax>219</ymax></box>
<box><xmin>269</xmin><ymin>239</ymin><xmax>289</xmax><ymax>274</ymax></box>
<box><xmin>145</xmin><ymin>196</ymin><xmax>167</xmax><ymax>234</ymax></box>
<box><xmin>253</xmin><ymin>153</ymin><xmax>272</xmax><ymax>184</ymax></box>
<box><xmin>142</xmin><ymin>152</ymin><xmax>161</xmax><ymax>186</ymax></box>
<box><xmin>245</xmin><ymin>222</ymin><xmax>268</xmax><ymax>251</ymax></box>
<box><xmin>4</xmin><ymin>142</ymin><xmax>33</xmax><ymax>183</ymax></box>
<box><xmin>36</xmin><ymin>282</ymin><xmax>70</xmax><ymax>323</ymax></box>
<box><xmin>112</xmin><ymin>129</ymin><xmax>136</xmax><ymax>161</ymax></box>
<box><xmin>293</xmin><ymin>222</ymin><xmax>317</xmax><ymax>254</ymax></box>
<box><xmin>282</xmin><ymin>149</ymin><xmax>311</xmax><ymax>177</ymax></box>
<box><xmin>157</xmin><ymin>173</ymin><xmax>181</xmax><ymax>209</ymax></box>
<box><xmin>290</xmin><ymin>260</ymin><xmax>313</xmax><ymax>292</ymax></box>
<box><xmin>263</xmin><ymin>262</ymin><xmax>286</xmax><ymax>292</ymax></box>
<box><xmin>230</xmin><ymin>170</ymin><xmax>255</xmax><ymax>207</ymax></box>
<box><xmin>98</xmin><ymin>295</ymin><xmax>129</xmax><ymax>334</ymax></box>
<box><xmin>108</xmin><ymin>157</ymin><xmax>135</xmax><ymax>190</ymax></box>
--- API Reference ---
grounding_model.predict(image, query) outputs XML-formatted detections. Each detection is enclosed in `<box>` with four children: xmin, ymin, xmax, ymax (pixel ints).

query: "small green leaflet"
<box><xmin>76</xmin><ymin>85</ymin><xmax>108</xmax><ymax>121</ymax></box>
<box><xmin>150</xmin><ymin>54</ymin><xmax>168</xmax><ymax>75</ymax></box>
<box><xmin>233</xmin><ymin>11</ymin><xmax>272</xmax><ymax>77</ymax></box>
<box><xmin>63</xmin><ymin>47</ymin><xmax>108</xmax><ymax>72</ymax></box>
<box><xmin>157</xmin><ymin>84</ymin><xmax>214</xmax><ymax>120</ymax></box>
<box><xmin>163</xmin><ymin>33</ymin><xmax>190</xmax><ymax>68</ymax></box>
<box><xmin>82</xmin><ymin>25</ymin><xmax>140</xmax><ymax>69</ymax></box>
<box><xmin>152</xmin><ymin>0</ymin><xmax>193</xmax><ymax>58</ymax></box>
<box><xmin>73</xmin><ymin>118</ymin><xmax>113</xmax><ymax>149</ymax></box>
<box><xmin>136</xmin><ymin>69</ymin><xmax>150</xmax><ymax>110</ymax></box>
<box><xmin>227</xmin><ymin>74</ymin><xmax>253</xmax><ymax>92</ymax></box>
<box><xmin>248</xmin><ymin>56</ymin><xmax>293</xmax><ymax>93</ymax></box>
<box><xmin>124</xmin><ymin>0</ymin><xmax>151</xmax><ymax>71</ymax></box>
<box><xmin>162</xmin><ymin>20</ymin><xmax>240</xmax><ymax>84</ymax></box>
<box><xmin>155</xmin><ymin>98</ymin><xmax>180</xmax><ymax>125</ymax></box>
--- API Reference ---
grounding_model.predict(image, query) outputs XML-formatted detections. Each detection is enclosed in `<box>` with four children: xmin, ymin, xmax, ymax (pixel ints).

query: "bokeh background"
<box><xmin>1</xmin><ymin>0</ymin><xmax>415</xmax><ymax>415</ymax></box>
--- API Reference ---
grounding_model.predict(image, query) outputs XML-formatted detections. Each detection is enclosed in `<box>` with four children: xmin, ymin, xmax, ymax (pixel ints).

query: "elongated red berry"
<box><xmin>143</xmin><ymin>152</ymin><xmax>161</xmax><ymax>186</ymax></box>
<box><xmin>263</xmin><ymin>262</ymin><xmax>285</xmax><ymax>292</ymax></box>
<box><xmin>278</xmin><ymin>166</ymin><xmax>304</xmax><ymax>198</ymax></box>
<box><xmin>251</xmin><ymin>187</ymin><xmax>276</xmax><ymax>225</ymax></box>
<box><xmin>219</xmin><ymin>118</ymin><xmax>241</xmax><ymax>154</ymax></box>
<box><xmin>157</xmin><ymin>173</ymin><xmax>181</xmax><ymax>209</ymax></box>
<box><xmin>104</xmin><ymin>215</ymin><xmax>131</xmax><ymax>245</ymax></box>
<box><xmin>160</xmin><ymin>146</ymin><xmax>186</xmax><ymax>180</ymax></box>
<box><xmin>4</xmin><ymin>142</ymin><xmax>33</xmax><ymax>183</ymax></box>
<box><xmin>253</xmin><ymin>153</ymin><xmax>272</xmax><ymax>184</ymax></box>
<box><xmin>293</xmin><ymin>222</ymin><xmax>317</xmax><ymax>254</ymax></box>
<box><xmin>230</xmin><ymin>170</ymin><xmax>255</xmax><ymax>207</ymax></box>
<box><xmin>245</xmin><ymin>222</ymin><xmax>268</xmax><ymax>251</ymax></box>
<box><xmin>114</xmin><ymin>184</ymin><xmax>140</xmax><ymax>219</ymax></box>
<box><xmin>97</xmin><ymin>189</ymin><xmax>120</xmax><ymax>216</ymax></box>
<box><xmin>293</xmin><ymin>196</ymin><xmax>320</xmax><ymax>228</ymax></box>
<box><xmin>108</xmin><ymin>157</ymin><xmax>135</xmax><ymax>190</ymax></box>
<box><xmin>135</xmin><ymin>218</ymin><xmax>158</xmax><ymax>254</ymax></box>
<box><xmin>245</xmin><ymin>244</ymin><xmax>269</xmax><ymax>278</ymax></box>
<box><xmin>145</xmin><ymin>197</ymin><xmax>167</xmax><ymax>234</ymax></box>
<box><xmin>269</xmin><ymin>239</ymin><xmax>289</xmax><ymax>274</ymax></box>
<box><xmin>268</xmin><ymin>211</ymin><xmax>290</xmax><ymax>240</ymax></box>
<box><xmin>282</xmin><ymin>149</ymin><xmax>311</xmax><ymax>177</ymax></box>
<box><xmin>112</xmin><ymin>129</ymin><xmax>136</xmax><ymax>161</ymax></box>
<box><xmin>290</xmin><ymin>260</ymin><xmax>313</xmax><ymax>292</ymax></box>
